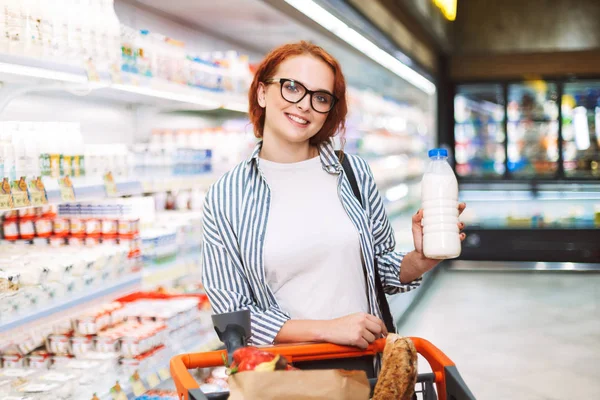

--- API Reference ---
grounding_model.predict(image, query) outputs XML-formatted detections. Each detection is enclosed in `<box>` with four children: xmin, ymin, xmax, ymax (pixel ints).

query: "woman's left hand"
<box><xmin>411</xmin><ymin>202</ymin><xmax>467</xmax><ymax>265</ymax></box>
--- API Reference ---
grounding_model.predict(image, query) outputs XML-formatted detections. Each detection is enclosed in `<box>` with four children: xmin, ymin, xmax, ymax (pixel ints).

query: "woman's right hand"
<box><xmin>322</xmin><ymin>313</ymin><xmax>388</xmax><ymax>349</ymax></box>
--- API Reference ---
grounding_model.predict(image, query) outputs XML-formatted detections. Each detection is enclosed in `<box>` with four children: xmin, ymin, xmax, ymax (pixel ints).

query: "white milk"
<box><xmin>421</xmin><ymin>148</ymin><xmax>461</xmax><ymax>259</ymax></box>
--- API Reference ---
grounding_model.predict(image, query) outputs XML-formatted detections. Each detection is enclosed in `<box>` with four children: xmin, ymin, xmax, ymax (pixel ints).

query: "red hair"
<box><xmin>248</xmin><ymin>41</ymin><xmax>348</xmax><ymax>146</ymax></box>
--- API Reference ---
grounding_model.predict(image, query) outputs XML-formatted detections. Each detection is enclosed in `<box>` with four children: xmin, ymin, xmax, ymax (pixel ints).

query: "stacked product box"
<box><xmin>0</xmin><ymin>292</ymin><xmax>211</xmax><ymax>399</ymax></box>
<box><xmin>0</xmin><ymin>245</ymin><xmax>132</xmax><ymax>324</ymax></box>
<box><xmin>56</xmin><ymin>203</ymin><xmax>141</xmax><ymax>257</ymax></box>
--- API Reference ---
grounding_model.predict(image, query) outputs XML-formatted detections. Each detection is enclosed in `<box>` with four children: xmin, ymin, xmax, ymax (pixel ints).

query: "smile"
<box><xmin>285</xmin><ymin>113</ymin><xmax>309</xmax><ymax>125</ymax></box>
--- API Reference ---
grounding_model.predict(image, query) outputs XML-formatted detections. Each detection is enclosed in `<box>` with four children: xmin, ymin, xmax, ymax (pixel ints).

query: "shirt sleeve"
<box><xmin>354</xmin><ymin>157</ymin><xmax>422</xmax><ymax>294</ymax></box>
<box><xmin>201</xmin><ymin>188</ymin><xmax>290</xmax><ymax>345</ymax></box>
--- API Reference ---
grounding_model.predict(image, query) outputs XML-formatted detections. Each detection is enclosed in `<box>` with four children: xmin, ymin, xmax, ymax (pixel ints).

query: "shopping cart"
<box><xmin>170</xmin><ymin>311</ymin><xmax>475</xmax><ymax>400</ymax></box>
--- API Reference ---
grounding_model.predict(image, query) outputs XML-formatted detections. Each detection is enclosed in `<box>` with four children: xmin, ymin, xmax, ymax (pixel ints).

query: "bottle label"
<box><xmin>58</xmin><ymin>176</ymin><xmax>75</xmax><ymax>202</ymax></box>
<box><xmin>79</xmin><ymin>155</ymin><xmax>86</xmax><ymax>177</ymax></box>
<box><xmin>72</xmin><ymin>155</ymin><xmax>80</xmax><ymax>177</ymax></box>
<box><xmin>62</xmin><ymin>155</ymin><xmax>72</xmax><ymax>177</ymax></box>
<box><xmin>104</xmin><ymin>171</ymin><xmax>118</xmax><ymax>196</ymax></box>
<box><xmin>39</xmin><ymin>154</ymin><xmax>51</xmax><ymax>177</ymax></box>
<box><xmin>50</xmin><ymin>154</ymin><xmax>62</xmax><ymax>178</ymax></box>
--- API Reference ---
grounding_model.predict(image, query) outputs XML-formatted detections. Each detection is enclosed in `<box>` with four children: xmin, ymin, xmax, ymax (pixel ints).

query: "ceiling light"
<box><xmin>111</xmin><ymin>83</ymin><xmax>221</xmax><ymax>108</ymax></box>
<box><xmin>284</xmin><ymin>0</ymin><xmax>436</xmax><ymax>95</ymax></box>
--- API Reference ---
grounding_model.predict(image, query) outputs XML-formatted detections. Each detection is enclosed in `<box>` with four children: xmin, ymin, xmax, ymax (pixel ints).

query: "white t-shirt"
<box><xmin>259</xmin><ymin>156</ymin><xmax>369</xmax><ymax>321</ymax></box>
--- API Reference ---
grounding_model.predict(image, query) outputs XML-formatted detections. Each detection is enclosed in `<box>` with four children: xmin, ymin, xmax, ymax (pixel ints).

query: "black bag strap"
<box><xmin>335</xmin><ymin>151</ymin><xmax>396</xmax><ymax>334</ymax></box>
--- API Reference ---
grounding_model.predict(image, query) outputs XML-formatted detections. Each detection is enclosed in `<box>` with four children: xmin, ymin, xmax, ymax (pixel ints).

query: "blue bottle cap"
<box><xmin>428</xmin><ymin>148</ymin><xmax>448</xmax><ymax>158</ymax></box>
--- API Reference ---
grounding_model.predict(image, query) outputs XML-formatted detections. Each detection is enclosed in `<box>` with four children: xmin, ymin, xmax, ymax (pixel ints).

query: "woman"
<box><xmin>202</xmin><ymin>41</ymin><xmax>466</xmax><ymax>351</ymax></box>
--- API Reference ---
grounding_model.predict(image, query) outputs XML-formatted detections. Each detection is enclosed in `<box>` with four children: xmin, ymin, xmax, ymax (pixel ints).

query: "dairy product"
<box><xmin>421</xmin><ymin>148</ymin><xmax>461</xmax><ymax>259</ymax></box>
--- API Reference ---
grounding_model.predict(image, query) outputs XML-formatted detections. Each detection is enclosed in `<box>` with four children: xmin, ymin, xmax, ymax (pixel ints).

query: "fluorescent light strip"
<box><xmin>111</xmin><ymin>83</ymin><xmax>221</xmax><ymax>108</ymax></box>
<box><xmin>0</xmin><ymin>62</ymin><xmax>88</xmax><ymax>84</ymax></box>
<box><xmin>0</xmin><ymin>60</ymin><xmax>245</xmax><ymax>111</ymax></box>
<box><xmin>284</xmin><ymin>0</ymin><xmax>436</xmax><ymax>95</ymax></box>
<box><xmin>222</xmin><ymin>102</ymin><xmax>249</xmax><ymax>113</ymax></box>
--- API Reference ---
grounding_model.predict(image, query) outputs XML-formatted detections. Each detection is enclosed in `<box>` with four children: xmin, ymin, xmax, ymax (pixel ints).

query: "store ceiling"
<box><xmin>129</xmin><ymin>0</ymin><xmax>432</xmax><ymax>109</ymax></box>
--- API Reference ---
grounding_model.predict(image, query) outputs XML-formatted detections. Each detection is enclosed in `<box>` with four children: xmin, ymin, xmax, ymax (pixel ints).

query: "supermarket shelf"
<box><xmin>143</xmin><ymin>252</ymin><xmax>202</xmax><ymax>287</ymax></box>
<box><xmin>0</xmin><ymin>272</ymin><xmax>142</xmax><ymax>334</ymax></box>
<box><xmin>9</xmin><ymin>173</ymin><xmax>218</xmax><ymax>211</ymax></box>
<box><xmin>36</xmin><ymin>177</ymin><xmax>144</xmax><ymax>207</ymax></box>
<box><xmin>0</xmin><ymin>54</ymin><xmax>248</xmax><ymax>113</ymax></box>
<box><xmin>98</xmin><ymin>331</ymin><xmax>222</xmax><ymax>400</ymax></box>
<box><xmin>140</xmin><ymin>173</ymin><xmax>222</xmax><ymax>193</ymax></box>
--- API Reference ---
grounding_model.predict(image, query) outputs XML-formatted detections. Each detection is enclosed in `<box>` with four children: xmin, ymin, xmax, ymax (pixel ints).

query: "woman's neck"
<box><xmin>260</xmin><ymin>135</ymin><xmax>318</xmax><ymax>163</ymax></box>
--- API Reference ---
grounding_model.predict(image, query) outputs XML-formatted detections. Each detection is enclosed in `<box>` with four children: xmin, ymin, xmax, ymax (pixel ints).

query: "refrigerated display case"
<box><xmin>458</xmin><ymin>181</ymin><xmax>600</xmax><ymax>263</ymax></box>
<box><xmin>562</xmin><ymin>81</ymin><xmax>600</xmax><ymax>178</ymax></box>
<box><xmin>453</xmin><ymin>80</ymin><xmax>600</xmax><ymax>264</ymax></box>
<box><xmin>454</xmin><ymin>84</ymin><xmax>506</xmax><ymax>178</ymax></box>
<box><xmin>507</xmin><ymin>81</ymin><xmax>559</xmax><ymax>177</ymax></box>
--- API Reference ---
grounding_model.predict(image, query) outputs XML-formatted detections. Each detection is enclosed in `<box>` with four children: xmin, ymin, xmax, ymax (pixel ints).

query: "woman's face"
<box><xmin>258</xmin><ymin>55</ymin><xmax>335</xmax><ymax>146</ymax></box>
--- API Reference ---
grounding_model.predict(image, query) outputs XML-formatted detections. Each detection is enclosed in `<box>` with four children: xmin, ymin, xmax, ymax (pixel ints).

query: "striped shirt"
<box><xmin>201</xmin><ymin>139</ymin><xmax>422</xmax><ymax>345</ymax></box>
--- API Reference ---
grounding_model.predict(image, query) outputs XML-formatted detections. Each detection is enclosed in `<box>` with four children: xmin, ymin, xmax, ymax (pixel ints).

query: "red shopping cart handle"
<box><xmin>171</xmin><ymin>337</ymin><xmax>474</xmax><ymax>400</ymax></box>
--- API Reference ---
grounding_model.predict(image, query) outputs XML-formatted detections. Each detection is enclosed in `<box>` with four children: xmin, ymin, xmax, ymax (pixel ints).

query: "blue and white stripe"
<box><xmin>202</xmin><ymin>140</ymin><xmax>421</xmax><ymax>345</ymax></box>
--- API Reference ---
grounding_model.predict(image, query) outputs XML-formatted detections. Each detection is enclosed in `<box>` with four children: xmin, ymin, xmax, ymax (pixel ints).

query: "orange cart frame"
<box><xmin>170</xmin><ymin>337</ymin><xmax>475</xmax><ymax>400</ymax></box>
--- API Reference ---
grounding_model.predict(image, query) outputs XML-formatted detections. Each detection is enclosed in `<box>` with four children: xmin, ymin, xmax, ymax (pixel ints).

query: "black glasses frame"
<box><xmin>264</xmin><ymin>78</ymin><xmax>338</xmax><ymax>113</ymax></box>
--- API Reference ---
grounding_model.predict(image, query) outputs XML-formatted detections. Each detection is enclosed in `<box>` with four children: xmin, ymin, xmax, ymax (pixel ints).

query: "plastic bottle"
<box><xmin>52</xmin><ymin>1</ymin><xmax>70</xmax><ymax>62</ymax></box>
<box><xmin>12</xmin><ymin>123</ymin><xmax>26</xmax><ymax>179</ymax></box>
<box><xmin>14</xmin><ymin>122</ymin><xmax>40</xmax><ymax>179</ymax></box>
<box><xmin>103</xmin><ymin>0</ymin><xmax>122</xmax><ymax>74</ymax></box>
<box><xmin>48</xmin><ymin>122</ymin><xmax>63</xmax><ymax>178</ymax></box>
<box><xmin>421</xmin><ymin>148</ymin><xmax>461</xmax><ymax>259</ymax></box>
<box><xmin>66</xmin><ymin>0</ymin><xmax>83</xmax><ymax>67</ymax></box>
<box><xmin>70</xmin><ymin>124</ymin><xmax>85</xmax><ymax>177</ymax></box>
<box><xmin>39</xmin><ymin>0</ymin><xmax>54</xmax><ymax>59</ymax></box>
<box><xmin>0</xmin><ymin>123</ymin><xmax>5</xmax><ymax>180</ymax></box>
<box><xmin>27</xmin><ymin>125</ymin><xmax>40</xmax><ymax>178</ymax></box>
<box><xmin>136</xmin><ymin>30</ymin><xmax>152</xmax><ymax>77</ymax></box>
<box><xmin>2</xmin><ymin>122</ymin><xmax>18</xmax><ymax>181</ymax></box>
<box><xmin>38</xmin><ymin>123</ymin><xmax>51</xmax><ymax>177</ymax></box>
<box><xmin>5</xmin><ymin>0</ymin><xmax>22</xmax><ymax>55</ymax></box>
<box><xmin>0</xmin><ymin>3</ymin><xmax>7</xmax><ymax>54</ymax></box>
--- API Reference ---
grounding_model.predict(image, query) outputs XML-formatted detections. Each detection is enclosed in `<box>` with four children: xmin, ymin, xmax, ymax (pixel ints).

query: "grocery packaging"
<box><xmin>421</xmin><ymin>148</ymin><xmax>461</xmax><ymax>259</ymax></box>
<box><xmin>228</xmin><ymin>369</ymin><xmax>370</xmax><ymax>400</ymax></box>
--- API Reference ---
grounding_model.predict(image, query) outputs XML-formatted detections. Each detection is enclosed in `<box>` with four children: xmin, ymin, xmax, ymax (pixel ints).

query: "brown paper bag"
<box><xmin>228</xmin><ymin>369</ymin><xmax>371</xmax><ymax>400</ymax></box>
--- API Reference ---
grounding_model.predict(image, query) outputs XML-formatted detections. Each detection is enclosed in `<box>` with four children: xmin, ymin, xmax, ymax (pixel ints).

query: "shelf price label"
<box><xmin>0</xmin><ymin>178</ymin><xmax>13</xmax><ymax>210</ymax></box>
<box><xmin>58</xmin><ymin>176</ymin><xmax>76</xmax><ymax>202</ymax></box>
<box><xmin>28</xmin><ymin>177</ymin><xmax>48</xmax><ymax>206</ymax></box>
<box><xmin>11</xmin><ymin>177</ymin><xmax>31</xmax><ymax>208</ymax></box>
<box><xmin>146</xmin><ymin>372</ymin><xmax>160</xmax><ymax>388</ymax></box>
<box><xmin>130</xmin><ymin>370</ymin><xmax>147</xmax><ymax>397</ymax></box>
<box><xmin>104</xmin><ymin>172</ymin><xmax>118</xmax><ymax>197</ymax></box>
<box><xmin>84</xmin><ymin>59</ymin><xmax>100</xmax><ymax>82</ymax></box>
<box><xmin>158</xmin><ymin>367</ymin><xmax>171</xmax><ymax>380</ymax></box>
<box><xmin>109</xmin><ymin>381</ymin><xmax>127</xmax><ymax>400</ymax></box>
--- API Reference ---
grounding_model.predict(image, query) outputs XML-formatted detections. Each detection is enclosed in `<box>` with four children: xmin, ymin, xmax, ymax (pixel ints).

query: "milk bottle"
<box><xmin>421</xmin><ymin>148</ymin><xmax>461</xmax><ymax>259</ymax></box>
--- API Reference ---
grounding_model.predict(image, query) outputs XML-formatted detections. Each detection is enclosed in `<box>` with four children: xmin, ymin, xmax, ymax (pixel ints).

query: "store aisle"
<box><xmin>396</xmin><ymin>267</ymin><xmax>600</xmax><ymax>400</ymax></box>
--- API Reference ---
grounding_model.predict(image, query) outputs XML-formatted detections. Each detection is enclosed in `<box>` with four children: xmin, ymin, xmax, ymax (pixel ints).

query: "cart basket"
<box><xmin>170</xmin><ymin>337</ymin><xmax>475</xmax><ymax>400</ymax></box>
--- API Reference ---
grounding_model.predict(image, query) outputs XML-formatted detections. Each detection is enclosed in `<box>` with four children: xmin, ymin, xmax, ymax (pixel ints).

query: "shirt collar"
<box><xmin>246</xmin><ymin>140</ymin><xmax>342</xmax><ymax>174</ymax></box>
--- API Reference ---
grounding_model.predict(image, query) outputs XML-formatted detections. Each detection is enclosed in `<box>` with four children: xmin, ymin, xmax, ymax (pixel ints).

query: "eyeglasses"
<box><xmin>264</xmin><ymin>78</ymin><xmax>337</xmax><ymax>113</ymax></box>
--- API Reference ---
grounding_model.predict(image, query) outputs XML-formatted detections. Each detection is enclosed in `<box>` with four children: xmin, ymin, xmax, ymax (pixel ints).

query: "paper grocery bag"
<box><xmin>228</xmin><ymin>369</ymin><xmax>370</xmax><ymax>400</ymax></box>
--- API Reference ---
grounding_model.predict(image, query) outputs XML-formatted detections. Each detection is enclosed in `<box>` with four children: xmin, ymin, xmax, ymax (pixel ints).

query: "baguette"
<box><xmin>372</xmin><ymin>334</ymin><xmax>418</xmax><ymax>400</ymax></box>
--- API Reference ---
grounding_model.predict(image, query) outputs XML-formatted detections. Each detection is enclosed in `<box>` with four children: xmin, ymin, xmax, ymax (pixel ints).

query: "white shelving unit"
<box><xmin>0</xmin><ymin>272</ymin><xmax>142</xmax><ymax>337</ymax></box>
<box><xmin>0</xmin><ymin>54</ymin><xmax>248</xmax><ymax>114</ymax></box>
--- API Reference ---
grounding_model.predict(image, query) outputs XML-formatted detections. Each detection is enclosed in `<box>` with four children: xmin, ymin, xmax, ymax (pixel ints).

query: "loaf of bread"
<box><xmin>372</xmin><ymin>334</ymin><xmax>418</xmax><ymax>400</ymax></box>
